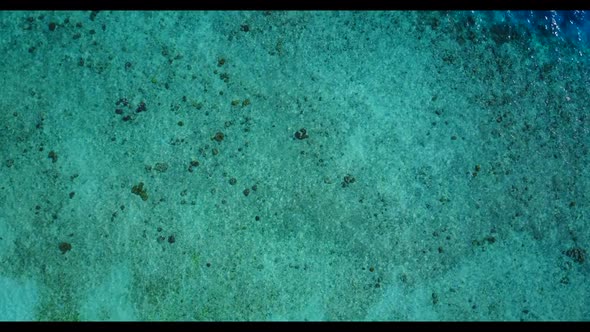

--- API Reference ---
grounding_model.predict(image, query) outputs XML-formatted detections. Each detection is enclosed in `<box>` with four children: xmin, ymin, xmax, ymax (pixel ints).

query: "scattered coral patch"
<box><xmin>564</xmin><ymin>247</ymin><xmax>586</xmax><ymax>264</ymax></box>
<box><xmin>131</xmin><ymin>182</ymin><xmax>149</xmax><ymax>201</ymax></box>
<box><xmin>58</xmin><ymin>242</ymin><xmax>72</xmax><ymax>254</ymax></box>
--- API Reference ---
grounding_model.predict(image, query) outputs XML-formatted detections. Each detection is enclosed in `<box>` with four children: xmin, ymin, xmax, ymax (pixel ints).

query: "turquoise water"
<box><xmin>0</xmin><ymin>10</ymin><xmax>588</xmax><ymax>321</ymax></box>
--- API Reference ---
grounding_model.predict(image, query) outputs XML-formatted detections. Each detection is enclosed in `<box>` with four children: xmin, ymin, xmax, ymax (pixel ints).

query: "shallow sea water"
<box><xmin>0</xmin><ymin>10</ymin><xmax>588</xmax><ymax>321</ymax></box>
